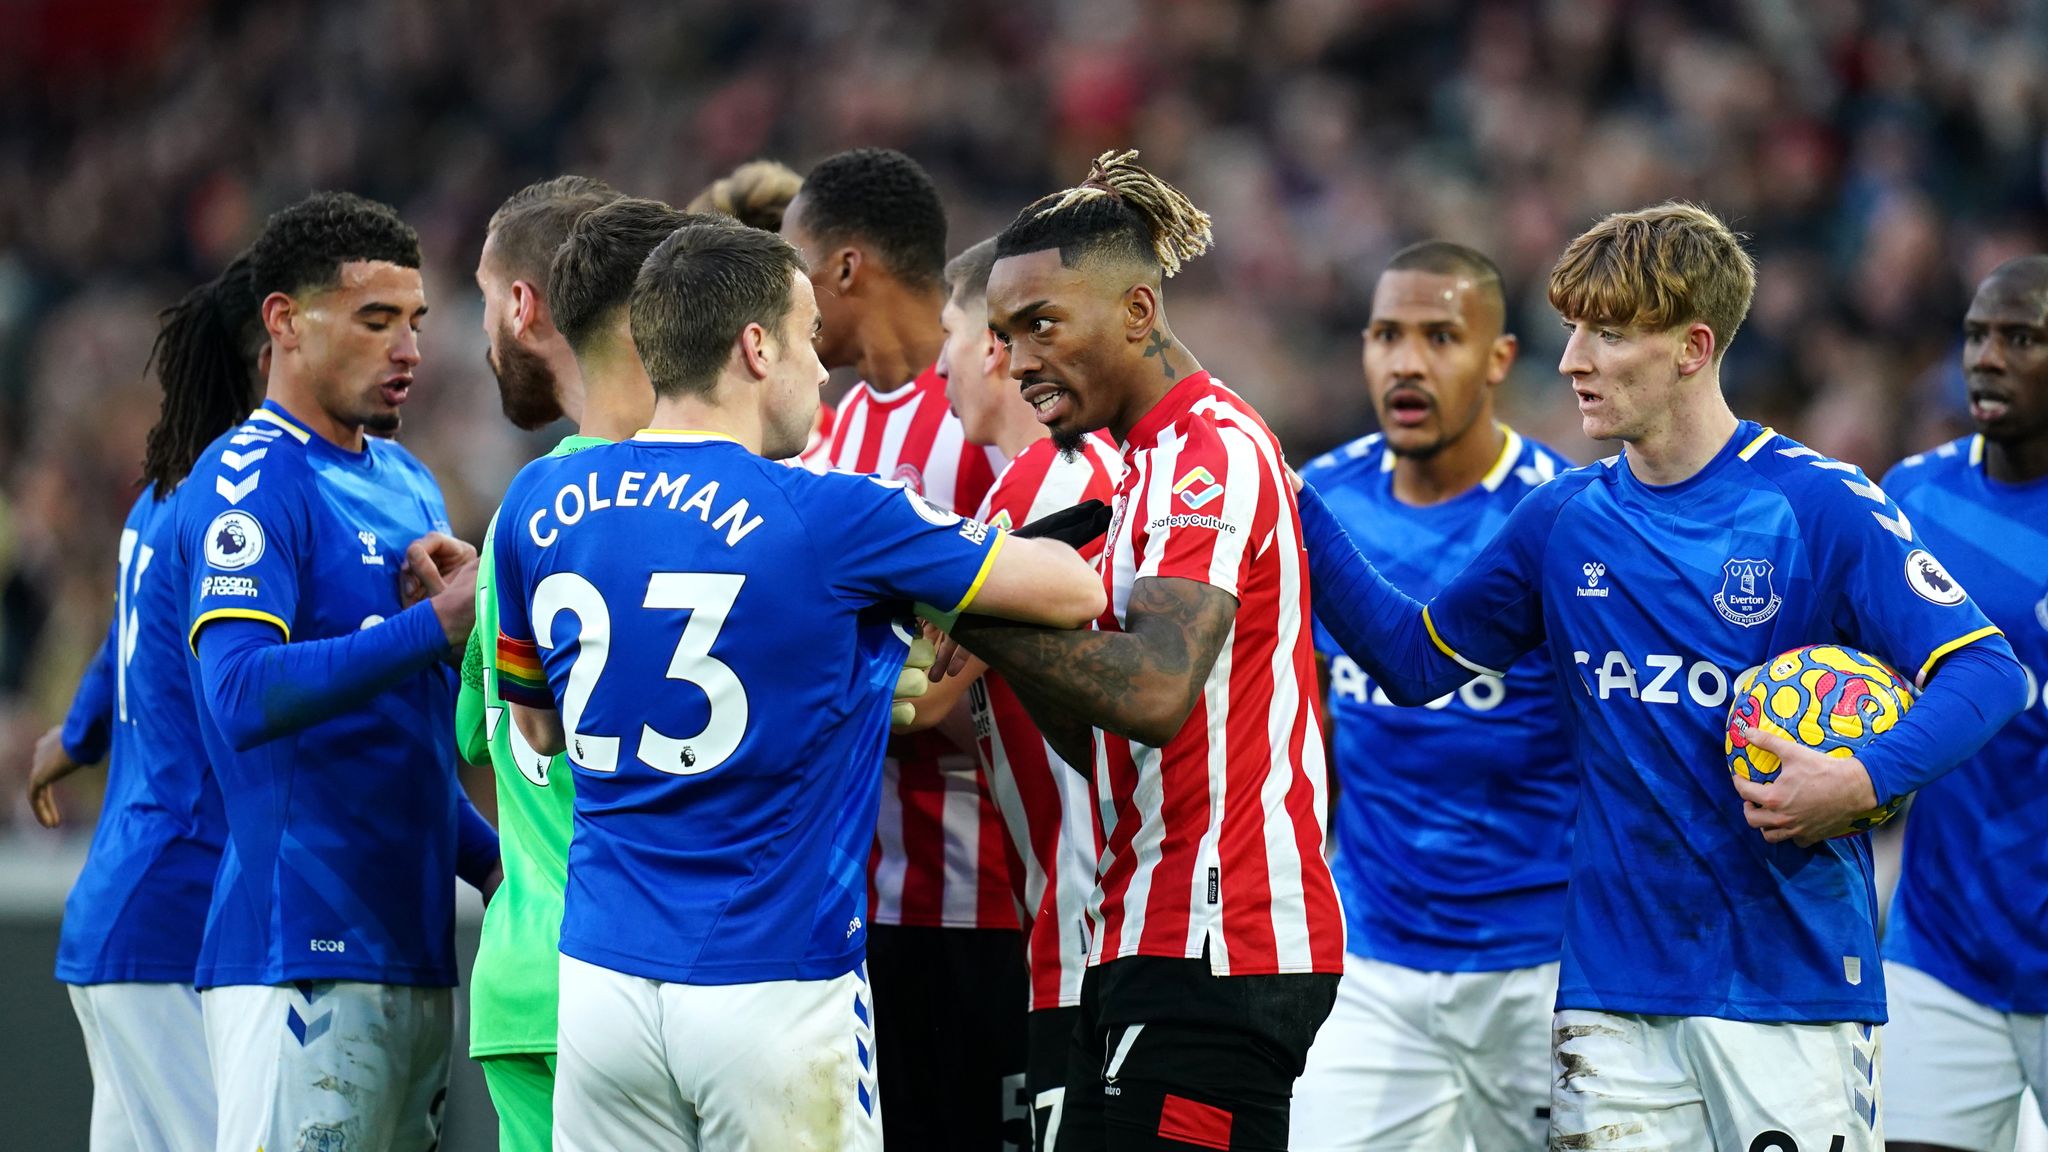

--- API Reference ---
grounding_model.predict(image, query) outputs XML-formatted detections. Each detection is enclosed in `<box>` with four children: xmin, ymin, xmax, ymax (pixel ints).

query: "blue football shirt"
<box><xmin>493</xmin><ymin>431</ymin><xmax>1004</xmax><ymax>986</ymax></box>
<box><xmin>1302</xmin><ymin>428</ymin><xmax>1577</xmax><ymax>973</ymax></box>
<box><xmin>1881</xmin><ymin>435</ymin><xmax>2048</xmax><ymax>1013</ymax></box>
<box><xmin>178</xmin><ymin>401</ymin><xmax>471</xmax><ymax>987</ymax></box>
<box><xmin>56</xmin><ymin>485</ymin><xmax>228</xmax><ymax>985</ymax></box>
<box><xmin>1423</xmin><ymin>421</ymin><xmax>2003</xmax><ymax>1023</ymax></box>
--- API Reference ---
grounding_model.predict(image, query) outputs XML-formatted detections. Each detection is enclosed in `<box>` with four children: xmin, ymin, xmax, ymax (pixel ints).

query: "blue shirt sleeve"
<box><xmin>1858</xmin><ymin>636</ymin><xmax>2027</xmax><ymax>803</ymax></box>
<box><xmin>59</xmin><ymin>615</ymin><xmax>118</xmax><ymax>764</ymax></box>
<box><xmin>194</xmin><ymin>606</ymin><xmax>449</xmax><ymax>751</ymax></box>
<box><xmin>1300</xmin><ymin>479</ymin><xmax>1546</xmax><ymax>706</ymax></box>
<box><xmin>804</xmin><ymin>475</ymin><xmax>1005</xmax><ymax>613</ymax></box>
<box><xmin>186</xmin><ymin>465</ymin><xmax>307</xmax><ymax>649</ymax></box>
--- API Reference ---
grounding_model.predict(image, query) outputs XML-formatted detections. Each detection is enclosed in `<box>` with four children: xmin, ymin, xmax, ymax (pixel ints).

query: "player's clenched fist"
<box><xmin>891</xmin><ymin>635</ymin><xmax>937</xmax><ymax>729</ymax></box>
<box><xmin>400</xmin><ymin>531</ymin><xmax>479</xmax><ymax>607</ymax></box>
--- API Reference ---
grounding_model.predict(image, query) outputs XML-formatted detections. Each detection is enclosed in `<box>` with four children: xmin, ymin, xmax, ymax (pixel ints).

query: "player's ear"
<box><xmin>832</xmin><ymin>247</ymin><xmax>862</xmax><ymax>294</ymax></box>
<box><xmin>982</xmin><ymin>328</ymin><xmax>1004</xmax><ymax>379</ymax></box>
<box><xmin>262</xmin><ymin>292</ymin><xmax>299</xmax><ymax>348</ymax></box>
<box><xmin>509</xmin><ymin>280</ymin><xmax>543</xmax><ymax>340</ymax></box>
<box><xmin>1123</xmin><ymin>281</ymin><xmax>1159</xmax><ymax>344</ymax></box>
<box><xmin>1489</xmin><ymin>333</ymin><xmax>1519</xmax><ymax>386</ymax></box>
<box><xmin>1677</xmin><ymin>321</ymin><xmax>1716</xmax><ymax>378</ymax></box>
<box><xmin>737</xmin><ymin>321</ymin><xmax>773</xmax><ymax>380</ymax></box>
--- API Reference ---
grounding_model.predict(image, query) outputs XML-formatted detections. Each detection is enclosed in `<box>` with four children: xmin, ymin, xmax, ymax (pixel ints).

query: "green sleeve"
<box><xmin>456</xmin><ymin>624</ymin><xmax>490</xmax><ymax>767</ymax></box>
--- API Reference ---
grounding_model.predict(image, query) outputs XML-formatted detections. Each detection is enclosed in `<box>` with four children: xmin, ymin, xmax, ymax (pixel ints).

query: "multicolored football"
<box><xmin>1726</xmin><ymin>644</ymin><xmax>1914</xmax><ymax>835</ymax></box>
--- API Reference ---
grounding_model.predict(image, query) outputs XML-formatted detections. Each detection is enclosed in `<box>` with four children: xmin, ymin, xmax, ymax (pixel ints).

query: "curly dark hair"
<box><xmin>794</xmin><ymin>148</ymin><xmax>947</xmax><ymax>288</ymax></box>
<box><xmin>550</xmin><ymin>198</ymin><xmax>726</xmax><ymax>352</ymax></box>
<box><xmin>487</xmin><ymin>175</ymin><xmax>623</xmax><ymax>287</ymax></box>
<box><xmin>139</xmin><ymin>252</ymin><xmax>266</xmax><ymax>495</ymax></box>
<box><xmin>632</xmin><ymin>224</ymin><xmax>806</xmax><ymax>399</ymax></box>
<box><xmin>249</xmin><ymin>190</ymin><xmax>421</xmax><ymax>301</ymax></box>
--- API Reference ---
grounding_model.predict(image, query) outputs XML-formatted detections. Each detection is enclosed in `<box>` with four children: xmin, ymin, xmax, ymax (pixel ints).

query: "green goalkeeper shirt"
<box><xmin>462</xmin><ymin>433</ymin><xmax>607</xmax><ymax>1057</ymax></box>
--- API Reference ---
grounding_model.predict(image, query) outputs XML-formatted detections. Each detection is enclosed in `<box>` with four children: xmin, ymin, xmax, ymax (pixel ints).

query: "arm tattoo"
<box><xmin>1142</xmin><ymin>331</ymin><xmax>1176</xmax><ymax>378</ymax></box>
<box><xmin>951</xmin><ymin>576</ymin><xmax>1237</xmax><ymax>748</ymax></box>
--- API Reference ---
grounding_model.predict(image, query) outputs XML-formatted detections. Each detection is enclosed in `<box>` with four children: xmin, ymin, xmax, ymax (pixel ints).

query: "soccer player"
<box><xmin>1879</xmin><ymin>255</ymin><xmax>2048</xmax><ymax>1152</ymax></box>
<box><xmin>489</xmin><ymin>222</ymin><xmax>1105</xmax><ymax>1151</ymax></box>
<box><xmin>25</xmin><ymin>254</ymin><xmax>265</xmax><ymax>1152</ymax></box>
<box><xmin>175</xmin><ymin>191</ymin><xmax>501</xmax><ymax>1152</ymax></box>
<box><xmin>780</xmin><ymin>145</ymin><xmax>1021</xmax><ymax>1147</ymax></box>
<box><xmin>1288</xmin><ymin>242</ymin><xmax>1574</xmax><ymax>1152</ymax></box>
<box><xmin>460</xmin><ymin>174</ymin><xmax>622</xmax><ymax>1152</ymax></box>
<box><xmin>910</xmin><ymin>235</ymin><xmax>1122</xmax><ymax>1150</ymax></box>
<box><xmin>1297</xmin><ymin>202</ymin><xmax>2029</xmax><ymax>1149</ymax></box>
<box><xmin>940</xmin><ymin>150</ymin><xmax>1346</xmax><ymax>1151</ymax></box>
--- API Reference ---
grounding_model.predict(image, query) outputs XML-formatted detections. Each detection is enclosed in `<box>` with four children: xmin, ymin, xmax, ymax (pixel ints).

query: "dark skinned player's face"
<box><xmin>1963</xmin><ymin>272</ymin><xmax>2048</xmax><ymax>446</ymax></box>
<box><xmin>986</xmin><ymin>248</ymin><xmax>1132</xmax><ymax>449</ymax></box>
<box><xmin>778</xmin><ymin>192</ymin><xmax>857</xmax><ymax>371</ymax></box>
<box><xmin>1364</xmin><ymin>269</ymin><xmax>1507</xmax><ymax>459</ymax></box>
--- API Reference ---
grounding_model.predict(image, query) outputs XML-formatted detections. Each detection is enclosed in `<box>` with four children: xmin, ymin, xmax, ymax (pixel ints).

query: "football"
<box><xmin>1726</xmin><ymin>644</ymin><xmax>1915</xmax><ymax>834</ymax></box>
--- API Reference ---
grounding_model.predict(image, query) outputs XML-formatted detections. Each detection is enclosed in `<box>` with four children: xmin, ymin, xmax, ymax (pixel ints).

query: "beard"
<box><xmin>1051</xmin><ymin>423</ymin><xmax>1089</xmax><ymax>460</ymax></box>
<box><xmin>362</xmin><ymin>410</ymin><xmax>402</xmax><ymax>437</ymax></box>
<box><xmin>488</xmin><ymin>338</ymin><xmax>564</xmax><ymax>431</ymax></box>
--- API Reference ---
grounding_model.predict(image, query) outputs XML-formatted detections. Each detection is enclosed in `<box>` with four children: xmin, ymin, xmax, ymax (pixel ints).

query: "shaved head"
<box><xmin>1982</xmin><ymin>254</ymin><xmax>2048</xmax><ymax>307</ymax></box>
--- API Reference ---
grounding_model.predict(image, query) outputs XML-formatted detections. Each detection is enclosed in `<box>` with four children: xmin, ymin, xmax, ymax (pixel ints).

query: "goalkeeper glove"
<box><xmin>1014</xmin><ymin>498</ymin><xmax>1112</xmax><ymax>549</ymax></box>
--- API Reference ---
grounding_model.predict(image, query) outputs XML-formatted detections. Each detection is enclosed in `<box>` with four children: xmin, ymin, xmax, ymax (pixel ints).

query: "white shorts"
<box><xmin>554</xmin><ymin>953</ymin><xmax>882</xmax><ymax>1152</ymax></box>
<box><xmin>1290</xmin><ymin>954</ymin><xmax>1555</xmax><ymax>1151</ymax></box>
<box><xmin>1549</xmin><ymin>1009</ymin><xmax>1882</xmax><ymax>1151</ymax></box>
<box><xmin>1883</xmin><ymin>960</ymin><xmax>2048</xmax><ymax>1151</ymax></box>
<box><xmin>201</xmin><ymin>981</ymin><xmax>451</xmax><ymax>1152</ymax></box>
<box><xmin>68</xmin><ymin>982</ymin><xmax>215</xmax><ymax>1152</ymax></box>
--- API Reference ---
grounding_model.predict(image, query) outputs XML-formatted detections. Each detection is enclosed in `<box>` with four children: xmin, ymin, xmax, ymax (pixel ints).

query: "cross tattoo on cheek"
<box><xmin>1143</xmin><ymin>330</ymin><xmax>1175</xmax><ymax>378</ymax></box>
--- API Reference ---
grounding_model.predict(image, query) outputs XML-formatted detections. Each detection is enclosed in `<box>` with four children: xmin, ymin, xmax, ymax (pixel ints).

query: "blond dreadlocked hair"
<box><xmin>997</xmin><ymin>149</ymin><xmax>1213</xmax><ymax>277</ymax></box>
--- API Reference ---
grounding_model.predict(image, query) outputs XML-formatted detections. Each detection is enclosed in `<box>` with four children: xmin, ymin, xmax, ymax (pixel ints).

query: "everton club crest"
<box><xmin>1714</xmin><ymin>557</ymin><xmax>1782</xmax><ymax>627</ymax></box>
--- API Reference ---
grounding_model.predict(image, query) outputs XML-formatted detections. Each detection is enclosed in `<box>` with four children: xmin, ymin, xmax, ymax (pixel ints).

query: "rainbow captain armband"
<box><xmin>495</xmin><ymin>634</ymin><xmax>552</xmax><ymax>709</ymax></box>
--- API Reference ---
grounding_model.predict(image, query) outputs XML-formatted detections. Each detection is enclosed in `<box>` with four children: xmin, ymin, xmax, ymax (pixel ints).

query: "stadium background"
<box><xmin>0</xmin><ymin>0</ymin><xmax>2043</xmax><ymax>1147</ymax></box>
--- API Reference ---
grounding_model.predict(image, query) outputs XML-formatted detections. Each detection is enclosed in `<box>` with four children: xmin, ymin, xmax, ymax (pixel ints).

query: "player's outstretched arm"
<box><xmin>953</xmin><ymin>535</ymin><xmax>1106</xmax><ymax>629</ymax></box>
<box><xmin>951</xmin><ymin>574</ymin><xmax>1236</xmax><ymax>752</ymax></box>
<box><xmin>1297</xmin><ymin>481</ymin><xmax>1512</xmax><ymax>706</ymax></box>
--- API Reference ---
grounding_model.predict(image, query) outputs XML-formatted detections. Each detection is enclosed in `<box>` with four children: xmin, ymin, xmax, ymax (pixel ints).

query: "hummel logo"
<box><xmin>1576</xmin><ymin>562</ymin><xmax>1611</xmax><ymax>599</ymax></box>
<box><xmin>215</xmin><ymin>473</ymin><xmax>260</xmax><ymax>505</ymax></box>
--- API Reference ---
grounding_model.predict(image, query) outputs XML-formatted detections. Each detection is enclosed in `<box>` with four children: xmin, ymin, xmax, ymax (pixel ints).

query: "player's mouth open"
<box><xmin>1022</xmin><ymin>382</ymin><xmax>1071</xmax><ymax>423</ymax></box>
<box><xmin>1383</xmin><ymin>389</ymin><xmax>1433</xmax><ymax>428</ymax></box>
<box><xmin>380</xmin><ymin>377</ymin><xmax>413</xmax><ymax>406</ymax></box>
<box><xmin>1574</xmin><ymin>386</ymin><xmax>1602</xmax><ymax>410</ymax></box>
<box><xmin>1968</xmin><ymin>388</ymin><xmax>2012</xmax><ymax>422</ymax></box>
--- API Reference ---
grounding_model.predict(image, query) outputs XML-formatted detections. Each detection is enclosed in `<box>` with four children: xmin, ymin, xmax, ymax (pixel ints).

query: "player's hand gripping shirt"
<box><xmin>1419</xmin><ymin>422</ymin><xmax>2003</xmax><ymax>1022</ymax></box>
<box><xmin>467</xmin><ymin>432</ymin><xmax>606</xmax><ymax>1058</ymax></box>
<box><xmin>493</xmin><ymin>431</ymin><xmax>1005</xmax><ymax>985</ymax></box>
<box><xmin>1092</xmin><ymin>371</ymin><xmax>1344</xmax><ymax>977</ymax></box>
<box><xmin>820</xmin><ymin>364</ymin><xmax>1015</xmax><ymax>929</ymax></box>
<box><xmin>1881</xmin><ymin>435</ymin><xmax>2048</xmax><ymax>1013</ymax></box>
<box><xmin>1300</xmin><ymin>428</ymin><xmax>1576</xmax><ymax>973</ymax></box>
<box><xmin>970</xmin><ymin>433</ymin><xmax>1121</xmax><ymax>1010</ymax></box>
<box><xmin>56</xmin><ymin>485</ymin><xmax>229</xmax><ymax>985</ymax></box>
<box><xmin>179</xmin><ymin>402</ymin><xmax>479</xmax><ymax>987</ymax></box>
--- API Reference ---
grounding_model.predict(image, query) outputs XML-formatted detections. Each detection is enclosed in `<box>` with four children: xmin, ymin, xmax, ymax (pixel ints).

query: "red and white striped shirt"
<box><xmin>1089</xmin><ymin>371</ymin><xmax>1344</xmax><ymax>976</ymax></box>
<box><xmin>969</xmin><ymin>434</ymin><xmax>1122</xmax><ymax>1009</ymax></box>
<box><xmin>824</xmin><ymin>365</ymin><xmax>1012</xmax><ymax>929</ymax></box>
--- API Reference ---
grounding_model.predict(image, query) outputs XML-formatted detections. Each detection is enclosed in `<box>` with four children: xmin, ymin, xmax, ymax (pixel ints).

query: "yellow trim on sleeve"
<box><xmin>1736</xmin><ymin>426</ymin><xmax>1777</xmax><ymax>460</ymax></box>
<box><xmin>247</xmin><ymin>407</ymin><xmax>311</xmax><ymax>444</ymax></box>
<box><xmin>947</xmin><ymin>530</ymin><xmax>1007</xmax><ymax>617</ymax></box>
<box><xmin>1916</xmin><ymin>624</ymin><xmax>2003</xmax><ymax>688</ymax></box>
<box><xmin>1422</xmin><ymin>605</ymin><xmax>1505</xmax><ymax>678</ymax></box>
<box><xmin>188</xmin><ymin>608</ymin><xmax>290</xmax><ymax>654</ymax></box>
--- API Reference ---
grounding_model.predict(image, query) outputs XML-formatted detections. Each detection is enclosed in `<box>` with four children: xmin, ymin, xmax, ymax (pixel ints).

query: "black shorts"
<box><xmin>1030</xmin><ymin>1005</ymin><xmax>1084</xmax><ymax>1150</ymax></box>
<box><xmin>867</xmin><ymin>923</ymin><xmax>1030</xmax><ymax>1150</ymax></box>
<box><xmin>1057</xmin><ymin>955</ymin><xmax>1338</xmax><ymax>1152</ymax></box>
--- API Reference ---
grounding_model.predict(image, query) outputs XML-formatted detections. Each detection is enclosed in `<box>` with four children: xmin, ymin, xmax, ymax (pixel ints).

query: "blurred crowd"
<box><xmin>3</xmin><ymin>0</ymin><xmax>2045</xmax><ymax>831</ymax></box>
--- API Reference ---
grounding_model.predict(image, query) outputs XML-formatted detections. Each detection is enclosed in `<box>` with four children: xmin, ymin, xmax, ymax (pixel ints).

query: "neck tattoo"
<box><xmin>1143</xmin><ymin>330</ymin><xmax>1175</xmax><ymax>379</ymax></box>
